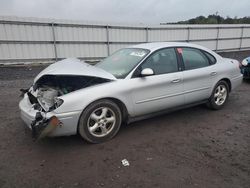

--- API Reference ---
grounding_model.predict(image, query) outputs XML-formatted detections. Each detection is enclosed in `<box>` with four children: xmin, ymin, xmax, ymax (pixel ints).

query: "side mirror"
<box><xmin>140</xmin><ymin>68</ymin><xmax>154</xmax><ymax>77</ymax></box>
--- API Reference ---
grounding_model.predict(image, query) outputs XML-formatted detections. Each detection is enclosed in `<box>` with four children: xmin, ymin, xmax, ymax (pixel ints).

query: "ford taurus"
<box><xmin>19</xmin><ymin>42</ymin><xmax>243</xmax><ymax>143</ymax></box>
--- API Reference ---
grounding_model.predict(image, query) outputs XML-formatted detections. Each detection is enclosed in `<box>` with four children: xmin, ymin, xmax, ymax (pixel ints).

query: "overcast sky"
<box><xmin>0</xmin><ymin>0</ymin><xmax>249</xmax><ymax>24</ymax></box>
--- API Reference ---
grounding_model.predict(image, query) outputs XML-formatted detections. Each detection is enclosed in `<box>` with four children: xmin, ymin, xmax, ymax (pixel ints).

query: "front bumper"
<box><xmin>19</xmin><ymin>94</ymin><xmax>81</xmax><ymax>137</ymax></box>
<box><xmin>241</xmin><ymin>66</ymin><xmax>250</xmax><ymax>79</ymax></box>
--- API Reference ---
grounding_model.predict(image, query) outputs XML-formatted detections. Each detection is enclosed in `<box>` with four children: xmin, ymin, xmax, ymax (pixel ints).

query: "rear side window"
<box><xmin>180</xmin><ymin>48</ymin><xmax>210</xmax><ymax>70</ymax></box>
<box><xmin>204</xmin><ymin>51</ymin><xmax>216</xmax><ymax>64</ymax></box>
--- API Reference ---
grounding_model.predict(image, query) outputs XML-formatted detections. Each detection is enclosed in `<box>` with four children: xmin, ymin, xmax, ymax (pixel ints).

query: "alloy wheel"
<box><xmin>214</xmin><ymin>85</ymin><xmax>227</xmax><ymax>106</ymax></box>
<box><xmin>87</xmin><ymin>107</ymin><xmax>116</xmax><ymax>137</ymax></box>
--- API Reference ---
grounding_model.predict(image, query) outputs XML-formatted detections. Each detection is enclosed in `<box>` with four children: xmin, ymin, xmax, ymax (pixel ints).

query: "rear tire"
<box><xmin>78</xmin><ymin>99</ymin><xmax>122</xmax><ymax>143</ymax></box>
<box><xmin>207</xmin><ymin>80</ymin><xmax>229</xmax><ymax>110</ymax></box>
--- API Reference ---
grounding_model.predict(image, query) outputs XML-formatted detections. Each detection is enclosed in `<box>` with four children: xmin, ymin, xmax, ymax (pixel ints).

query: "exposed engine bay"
<box><xmin>22</xmin><ymin>74</ymin><xmax>111</xmax><ymax>139</ymax></box>
<box><xmin>29</xmin><ymin>75</ymin><xmax>111</xmax><ymax>112</ymax></box>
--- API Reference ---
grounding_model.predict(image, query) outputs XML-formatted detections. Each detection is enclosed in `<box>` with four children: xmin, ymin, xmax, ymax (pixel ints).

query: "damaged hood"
<box><xmin>34</xmin><ymin>58</ymin><xmax>117</xmax><ymax>82</ymax></box>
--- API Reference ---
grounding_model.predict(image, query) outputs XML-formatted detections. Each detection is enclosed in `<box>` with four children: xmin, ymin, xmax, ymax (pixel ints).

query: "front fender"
<box><xmin>54</xmin><ymin>80</ymin><xmax>135</xmax><ymax>116</ymax></box>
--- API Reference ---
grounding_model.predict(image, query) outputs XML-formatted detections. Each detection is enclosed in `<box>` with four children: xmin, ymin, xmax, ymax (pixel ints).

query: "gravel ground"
<box><xmin>0</xmin><ymin>52</ymin><xmax>250</xmax><ymax>188</ymax></box>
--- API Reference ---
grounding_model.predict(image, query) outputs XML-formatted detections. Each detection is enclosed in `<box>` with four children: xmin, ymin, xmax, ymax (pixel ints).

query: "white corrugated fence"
<box><xmin>0</xmin><ymin>16</ymin><xmax>250</xmax><ymax>64</ymax></box>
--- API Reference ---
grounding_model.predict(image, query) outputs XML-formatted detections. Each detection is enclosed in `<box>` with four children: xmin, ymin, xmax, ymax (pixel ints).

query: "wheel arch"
<box><xmin>103</xmin><ymin>97</ymin><xmax>129</xmax><ymax>123</ymax></box>
<box><xmin>219</xmin><ymin>78</ymin><xmax>231</xmax><ymax>92</ymax></box>
<box><xmin>77</xmin><ymin>97</ymin><xmax>129</xmax><ymax>133</ymax></box>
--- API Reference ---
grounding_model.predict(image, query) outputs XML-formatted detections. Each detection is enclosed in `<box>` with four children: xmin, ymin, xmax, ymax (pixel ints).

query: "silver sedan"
<box><xmin>19</xmin><ymin>42</ymin><xmax>243</xmax><ymax>143</ymax></box>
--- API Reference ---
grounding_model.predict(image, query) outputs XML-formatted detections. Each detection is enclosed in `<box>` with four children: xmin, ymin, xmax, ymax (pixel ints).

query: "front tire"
<box><xmin>78</xmin><ymin>99</ymin><xmax>122</xmax><ymax>143</ymax></box>
<box><xmin>207</xmin><ymin>80</ymin><xmax>229</xmax><ymax>110</ymax></box>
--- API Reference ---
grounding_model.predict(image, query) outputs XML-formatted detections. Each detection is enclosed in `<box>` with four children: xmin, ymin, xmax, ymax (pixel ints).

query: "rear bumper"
<box><xmin>231</xmin><ymin>74</ymin><xmax>243</xmax><ymax>90</ymax></box>
<box><xmin>19</xmin><ymin>94</ymin><xmax>81</xmax><ymax>137</ymax></box>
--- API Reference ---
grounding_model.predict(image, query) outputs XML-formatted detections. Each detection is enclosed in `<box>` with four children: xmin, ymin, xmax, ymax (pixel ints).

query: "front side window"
<box><xmin>139</xmin><ymin>48</ymin><xmax>178</xmax><ymax>75</ymax></box>
<box><xmin>180</xmin><ymin>48</ymin><xmax>210</xmax><ymax>70</ymax></box>
<box><xmin>96</xmin><ymin>48</ymin><xmax>149</xmax><ymax>79</ymax></box>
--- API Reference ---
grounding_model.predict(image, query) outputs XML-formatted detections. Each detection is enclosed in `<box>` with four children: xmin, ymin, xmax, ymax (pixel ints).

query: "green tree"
<box><xmin>163</xmin><ymin>15</ymin><xmax>250</xmax><ymax>25</ymax></box>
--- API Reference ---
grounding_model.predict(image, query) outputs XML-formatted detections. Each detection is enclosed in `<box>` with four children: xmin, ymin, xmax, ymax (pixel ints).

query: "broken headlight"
<box><xmin>53</xmin><ymin>98</ymin><xmax>64</xmax><ymax>109</ymax></box>
<box><xmin>38</xmin><ymin>97</ymin><xmax>64</xmax><ymax>112</ymax></box>
<box><xmin>37</xmin><ymin>87</ymin><xmax>64</xmax><ymax>112</ymax></box>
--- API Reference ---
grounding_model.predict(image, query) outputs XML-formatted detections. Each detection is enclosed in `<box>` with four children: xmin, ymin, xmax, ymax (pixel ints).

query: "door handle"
<box><xmin>171</xmin><ymin>79</ymin><xmax>181</xmax><ymax>83</ymax></box>
<box><xmin>210</xmin><ymin>72</ymin><xmax>217</xmax><ymax>76</ymax></box>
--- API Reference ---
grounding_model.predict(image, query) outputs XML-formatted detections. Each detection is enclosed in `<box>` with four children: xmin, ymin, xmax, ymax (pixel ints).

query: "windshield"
<box><xmin>96</xmin><ymin>48</ymin><xmax>150</xmax><ymax>78</ymax></box>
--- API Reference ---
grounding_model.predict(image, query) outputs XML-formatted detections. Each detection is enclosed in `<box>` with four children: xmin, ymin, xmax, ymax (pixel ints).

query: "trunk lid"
<box><xmin>223</xmin><ymin>57</ymin><xmax>239</xmax><ymax>64</ymax></box>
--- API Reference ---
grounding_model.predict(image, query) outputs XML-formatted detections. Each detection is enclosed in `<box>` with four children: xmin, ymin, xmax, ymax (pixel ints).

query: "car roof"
<box><xmin>130</xmin><ymin>42</ymin><xmax>208</xmax><ymax>51</ymax></box>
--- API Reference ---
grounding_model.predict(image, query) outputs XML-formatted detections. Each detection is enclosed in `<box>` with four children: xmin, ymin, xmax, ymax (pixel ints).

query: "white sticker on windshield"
<box><xmin>130</xmin><ymin>51</ymin><xmax>146</xmax><ymax>57</ymax></box>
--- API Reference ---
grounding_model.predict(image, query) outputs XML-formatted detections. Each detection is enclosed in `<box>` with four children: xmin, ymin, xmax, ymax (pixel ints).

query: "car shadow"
<box><xmin>121</xmin><ymin>104</ymin><xmax>209</xmax><ymax>130</ymax></box>
<box><xmin>33</xmin><ymin>104</ymin><xmax>213</xmax><ymax>147</ymax></box>
<box><xmin>243</xmin><ymin>79</ymin><xmax>250</xmax><ymax>84</ymax></box>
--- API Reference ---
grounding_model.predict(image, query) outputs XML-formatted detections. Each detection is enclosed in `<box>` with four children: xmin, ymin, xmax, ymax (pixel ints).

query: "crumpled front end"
<box><xmin>19</xmin><ymin>58</ymin><xmax>115</xmax><ymax>139</ymax></box>
<box><xmin>19</xmin><ymin>74</ymin><xmax>112</xmax><ymax>139</ymax></box>
<box><xmin>19</xmin><ymin>92</ymin><xmax>81</xmax><ymax>138</ymax></box>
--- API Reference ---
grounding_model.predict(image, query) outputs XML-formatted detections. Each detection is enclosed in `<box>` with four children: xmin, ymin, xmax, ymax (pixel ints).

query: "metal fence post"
<box><xmin>51</xmin><ymin>23</ymin><xmax>58</xmax><ymax>61</ymax></box>
<box><xmin>239</xmin><ymin>26</ymin><xmax>244</xmax><ymax>50</ymax></box>
<box><xmin>146</xmin><ymin>27</ymin><xmax>149</xmax><ymax>42</ymax></box>
<box><xmin>106</xmin><ymin>25</ymin><xmax>110</xmax><ymax>56</ymax></box>
<box><xmin>215</xmin><ymin>27</ymin><xmax>220</xmax><ymax>51</ymax></box>
<box><xmin>187</xmin><ymin>27</ymin><xmax>190</xmax><ymax>42</ymax></box>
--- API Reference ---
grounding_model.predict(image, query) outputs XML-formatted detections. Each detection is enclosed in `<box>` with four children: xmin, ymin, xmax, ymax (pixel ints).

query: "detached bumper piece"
<box><xmin>31</xmin><ymin>112</ymin><xmax>60</xmax><ymax>140</ymax></box>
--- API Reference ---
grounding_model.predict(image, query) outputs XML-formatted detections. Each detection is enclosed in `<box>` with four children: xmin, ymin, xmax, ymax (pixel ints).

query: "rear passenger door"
<box><xmin>177</xmin><ymin>47</ymin><xmax>214</xmax><ymax>104</ymax></box>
